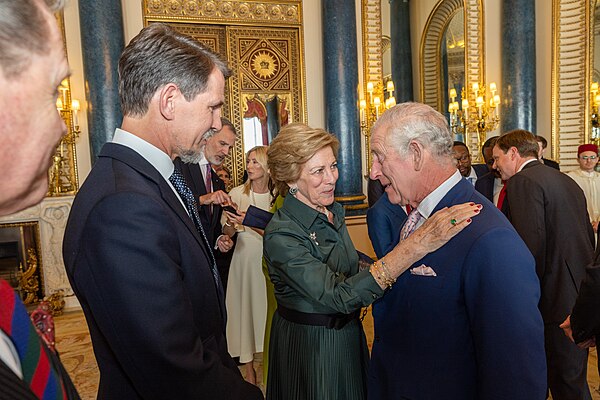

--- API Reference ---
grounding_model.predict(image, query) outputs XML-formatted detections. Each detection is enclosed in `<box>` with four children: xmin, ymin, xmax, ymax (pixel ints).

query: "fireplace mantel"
<box><xmin>0</xmin><ymin>196</ymin><xmax>79</xmax><ymax>310</ymax></box>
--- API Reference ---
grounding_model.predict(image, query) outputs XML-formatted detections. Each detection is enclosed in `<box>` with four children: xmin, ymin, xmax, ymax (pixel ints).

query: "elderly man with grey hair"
<box><xmin>63</xmin><ymin>23</ymin><xmax>262</xmax><ymax>399</ymax></box>
<box><xmin>0</xmin><ymin>0</ymin><xmax>81</xmax><ymax>398</ymax></box>
<box><xmin>367</xmin><ymin>102</ymin><xmax>546</xmax><ymax>399</ymax></box>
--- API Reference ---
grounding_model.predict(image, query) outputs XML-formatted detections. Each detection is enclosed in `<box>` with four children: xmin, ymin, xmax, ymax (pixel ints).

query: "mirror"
<box><xmin>241</xmin><ymin>93</ymin><xmax>290</xmax><ymax>153</ymax></box>
<box><xmin>442</xmin><ymin>10</ymin><xmax>465</xmax><ymax>140</ymax></box>
<box><xmin>420</xmin><ymin>0</ymin><xmax>484</xmax><ymax>115</ymax></box>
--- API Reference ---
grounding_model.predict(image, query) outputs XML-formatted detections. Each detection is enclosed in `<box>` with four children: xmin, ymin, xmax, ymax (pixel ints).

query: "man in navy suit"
<box><xmin>493</xmin><ymin>130</ymin><xmax>594</xmax><ymax>399</ymax></box>
<box><xmin>368</xmin><ymin>102</ymin><xmax>546</xmax><ymax>399</ymax></box>
<box><xmin>366</xmin><ymin>192</ymin><xmax>407</xmax><ymax>259</ymax></box>
<box><xmin>62</xmin><ymin>24</ymin><xmax>262</xmax><ymax>399</ymax></box>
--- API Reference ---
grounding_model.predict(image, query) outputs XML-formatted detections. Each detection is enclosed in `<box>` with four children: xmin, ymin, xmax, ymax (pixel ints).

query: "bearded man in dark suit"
<box><xmin>175</xmin><ymin>118</ymin><xmax>237</xmax><ymax>289</ymax></box>
<box><xmin>493</xmin><ymin>129</ymin><xmax>595</xmax><ymax>400</ymax></box>
<box><xmin>63</xmin><ymin>23</ymin><xmax>262</xmax><ymax>399</ymax></box>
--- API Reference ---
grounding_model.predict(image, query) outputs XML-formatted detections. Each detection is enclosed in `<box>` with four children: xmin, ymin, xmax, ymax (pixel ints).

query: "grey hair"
<box><xmin>118</xmin><ymin>23</ymin><xmax>231</xmax><ymax>117</ymax></box>
<box><xmin>372</xmin><ymin>102</ymin><xmax>453</xmax><ymax>160</ymax></box>
<box><xmin>0</xmin><ymin>0</ymin><xmax>65</xmax><ymax>77</ymax></box>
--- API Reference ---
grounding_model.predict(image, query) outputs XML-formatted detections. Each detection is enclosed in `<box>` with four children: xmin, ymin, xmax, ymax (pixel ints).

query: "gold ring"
<box><xmin>450</xmin><ymin>218</ymin><xmax>457</xmax><ymax>226</ymax></box>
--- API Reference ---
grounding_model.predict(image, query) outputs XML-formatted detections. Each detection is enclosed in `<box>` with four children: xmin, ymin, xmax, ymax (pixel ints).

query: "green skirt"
<box><xmin>266</xmin><ymin>311</ymin><xmax>369</xmax><ymax>400</ymax></box>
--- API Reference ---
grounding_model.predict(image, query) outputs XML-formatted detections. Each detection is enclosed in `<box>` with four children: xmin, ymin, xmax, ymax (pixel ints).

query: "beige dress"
<box><xmin>224</xmin><ymin>186</ymin><xmax>271</xmax><ymax>363</ymax></box>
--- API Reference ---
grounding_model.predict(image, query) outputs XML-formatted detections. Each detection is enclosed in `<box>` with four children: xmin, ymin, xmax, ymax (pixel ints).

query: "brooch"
<box><xmin>309</xmin><ymin>232</ymin><xmax>319</xmax><ymax>246</ymax></box>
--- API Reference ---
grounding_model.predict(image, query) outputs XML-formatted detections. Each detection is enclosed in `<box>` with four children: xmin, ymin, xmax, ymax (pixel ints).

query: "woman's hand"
<box><xmin>373</xmin><ymin>202</ymin><xmax>482</xmax><ymax>290</ymax></box>
<box><xmin>407</xmin><ymin>202</ymin><xmax>482</xmax><ymax>256</ymax></box>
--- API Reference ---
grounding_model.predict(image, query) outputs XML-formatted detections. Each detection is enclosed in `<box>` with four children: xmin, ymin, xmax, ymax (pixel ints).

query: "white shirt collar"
<box><xmin>417</xmin><ymin>170</ymin><xmax>463</xmax><ymax>219</ymax></box>
<box><xmin>517</xmin><ymin>158</ymin><xmax>537</xmax><ymax>173</ymax></box>
<box><xmin>112</xmin><ymin>128</ymin><xmax>174</xmax><ymax>182</ymax></box>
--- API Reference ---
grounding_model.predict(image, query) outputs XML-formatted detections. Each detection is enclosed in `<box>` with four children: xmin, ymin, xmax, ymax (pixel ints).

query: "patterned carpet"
<box><xmin>55</xmin><ymin>309</ymin><xmax>600</xmax><ymax>400</ymax></box>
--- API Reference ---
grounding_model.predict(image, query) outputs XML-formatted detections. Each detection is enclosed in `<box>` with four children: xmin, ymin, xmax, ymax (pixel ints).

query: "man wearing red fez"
<box><xmin>567</xmin><ymin>143</ymin><xmax>600</xmax><ymax>232</ymax></box>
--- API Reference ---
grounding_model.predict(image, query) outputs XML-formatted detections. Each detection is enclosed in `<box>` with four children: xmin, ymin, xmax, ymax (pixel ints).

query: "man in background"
<box><xmin>474</xmin><ymin>136</ymin><xmax>504</xmax><ymax>205</ymax></box>
<box><xmin>63</xmin><ymin>23</ymin><xmax>262</xmax><ymax>399</ymax></box>
<box><xmin>493</xmin><ymin>130</ymin><xmax>594</xmax><ymax>399</ymax></box>
<box><xmin>368</xmin><ymin>102</ymin><xmax>546</xmax><ymax>399</ymax></box>
<box><xmin>566</xmin><ymin>144</ymin><xmax>600</xmax><ymax>233</ymax></box>
<box><xmin>176</xmin><ymin>118</ymin><xmax>237</xmax><ymax>289</ymax></box>
<box><xmin>0</xmin><ymin>0</ymin><xmax>80</xmax><ymax>398</ymax></box>
<box><xmin>535</xmin><ymin>135</ymin><xmax>560</xmax><ymax>170</ymax></box>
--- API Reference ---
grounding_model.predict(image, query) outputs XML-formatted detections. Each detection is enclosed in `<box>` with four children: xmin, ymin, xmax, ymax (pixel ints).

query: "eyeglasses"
<box><xmin>580</xmin><ymin>155</ymin><xmax>598</xmax><ymax>160</ymax></box>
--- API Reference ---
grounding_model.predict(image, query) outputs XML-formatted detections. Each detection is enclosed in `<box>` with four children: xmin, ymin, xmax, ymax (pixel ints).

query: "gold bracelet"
<box><xmin>379</xmin><ymin>260</ymin><xmax>396</xmax><ymax>287</ymax></box>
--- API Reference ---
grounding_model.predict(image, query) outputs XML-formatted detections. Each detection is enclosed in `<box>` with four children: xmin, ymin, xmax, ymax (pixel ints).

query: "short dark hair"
<box><xmin>495</xmin><ymin>129</ymin><xmax>539</xmax><ymax>158</ymax></box>
<box><xmin>220</xmin><ymin>117</ymin><xmax>237</xmax><ymax>136</ymax></box>
<box><xmin>0</xmin><ymin>0</ymin><xmax>65</xmax><ymax>77</ymax></box>
<box><xmin>482</xmin><ymin>136</ymin><xmax>498</xmax><ymax>151</ymax></box>
<box><xmin>118</xmin><ymin>23</ymin><xmax>231</xmax><ymax>117</ymax></box>
<box><xmin>453</xmin><ymin>141</ymin><xmax>468</xmax><ymax>149</ymax></box>
<box><xmin>534</xmin><ymin>135</ymin><xmax>547</xmax><ymax>149</ymax></box>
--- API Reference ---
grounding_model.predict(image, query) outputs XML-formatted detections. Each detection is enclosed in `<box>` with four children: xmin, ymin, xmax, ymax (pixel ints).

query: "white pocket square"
<box><xmin>410</xmin><ymin>264</ymin><xmax>437</xmax><ymax>276</ymax></box>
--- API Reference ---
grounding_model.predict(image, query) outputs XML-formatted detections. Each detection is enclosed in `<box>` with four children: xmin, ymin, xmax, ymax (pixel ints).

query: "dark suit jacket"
<box><xmin>542</xmin><ymin>157</ymin><xmax>560</xmax><ymax>170</ymax></box>
<box><xmin>504</xmin><ymin>160</ymin><xmax>594</xmax><ymax>323</ymax></box>
<box><xmin>571</xmin><ymin>228</ymin><xmax>600</xmax><ymax>343</ymax></box>
<box><xmin>63</xmin><ymin>143</ymin><xmax>261</xmax><ymax>400</ymax></box>
<box><xmin>366</xmin><ymin>192</ymin><xmax>407</xmax><ymax>258</ymax></box>
<box><xmin>174</xmin><ymin>158</ymin><xmax>225</xmax><ymax>245</ymax></box>
<box><xmin>368</xmin><ymin>179</ymin><xmax>546</xmax><ymax>399</ymax></box>
<box><xmin>474</xmin><ymin>171</ymin><xmax>495</xmax><ymax>202</ymax></box>
<box><xmin>471</xmin><ymin>163</ymin><xmax>489</xmax><ymax>177</ymax></box>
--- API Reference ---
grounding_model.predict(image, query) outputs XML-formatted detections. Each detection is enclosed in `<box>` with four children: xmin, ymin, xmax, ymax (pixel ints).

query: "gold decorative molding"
<box><xmin>552</xmin><ymin>0</ymin><xmax>592</xmax><ymax>169</ymax></box>
<box><xmin>420</xmin><ymin>0</ymin><xmax>483</xmax><ymax>113</ymax></box>
<box><xmin>361</xmin><ymin>0</ymin><xmax>384</xmax><ymax>103</ymax></box>
<box><xmin>144</xmin><ymin>2</ymin><xmax>307</xmax><ymax>188</ymax></box>
<box><xmin>144</xmin><ymin>0</ymin><xmax>302</xmax><ymax>26</ymax></box>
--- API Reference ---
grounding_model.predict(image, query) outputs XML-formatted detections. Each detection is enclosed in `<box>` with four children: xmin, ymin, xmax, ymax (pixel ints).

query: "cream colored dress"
<box><xmin>224</xmin><ymin>185</ymin><xmax>271</xmax><ymax>363</ymax></box>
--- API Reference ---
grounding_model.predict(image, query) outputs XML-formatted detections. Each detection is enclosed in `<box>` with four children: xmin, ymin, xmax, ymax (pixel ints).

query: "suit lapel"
<box><xmin>101</xmin><ymin>144</ymin><xmax>210</xmax><ymax>258</ymax></box>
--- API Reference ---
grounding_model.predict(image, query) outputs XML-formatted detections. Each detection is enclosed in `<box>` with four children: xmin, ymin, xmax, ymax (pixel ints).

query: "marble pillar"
<box><xmin>322</xmin><ymin>0</ymin><xmax>365</xmax><ymax>213</ymax></box>
<box><xmin>390</xmin><ymin>0</ymin><xmax>414</xmax><ymax>102</ymax></box>
<box><xmin>79</xmin><ymin>0</ymin><xmax>124</xmax><ymax>161</ymax></box>
<box><xmin>501</xmin><ymin>0</ymin><xmax>536</xmax><ymax>133</ymax></box>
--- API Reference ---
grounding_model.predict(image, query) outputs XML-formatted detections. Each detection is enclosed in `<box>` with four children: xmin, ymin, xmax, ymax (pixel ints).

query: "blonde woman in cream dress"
<box><xmin>223</xmin><ymin>145</ymin><xmax>273</xmax><ymax>385</ymax></box>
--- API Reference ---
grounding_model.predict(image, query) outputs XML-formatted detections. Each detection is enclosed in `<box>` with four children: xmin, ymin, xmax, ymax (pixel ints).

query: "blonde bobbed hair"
<box><xmin>243</xmin><ymin>145</ymin><xmax>271</xmax><ymax>195</ymax></box>
<box><xmin>267</xmin><ymin>123</ymin><xmax>340</xmax><ymax>197</ymax></box>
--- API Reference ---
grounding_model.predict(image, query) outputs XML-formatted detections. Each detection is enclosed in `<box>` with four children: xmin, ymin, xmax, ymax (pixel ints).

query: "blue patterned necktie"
<box><xmin>169</xmin><ymin>168</ymin><xmax>223</xmax><ymax>295</ymax></box>
<box><xmin>400</xmin><ymin>208</ymin><xmax>423</xmax><ymax>241</ymax></box>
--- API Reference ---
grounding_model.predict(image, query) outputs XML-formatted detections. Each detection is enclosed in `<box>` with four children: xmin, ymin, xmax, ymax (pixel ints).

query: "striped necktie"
<box><xmin>169</xmin><ymin>168</ymin><xmax>224</xmax><ymax>298</ymax></box>
<box><xmin>0</xmin><ymin>279</ymin><xmax>67</xmax><ymax>400</ymax></box>
<box><xmin>400</xmin><ymin>209</ymin><xmax>423</xmax><ymax>241</ymax></box>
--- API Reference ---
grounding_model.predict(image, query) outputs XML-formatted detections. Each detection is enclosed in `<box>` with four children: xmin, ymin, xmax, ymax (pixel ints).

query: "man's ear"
<box><xmin>409</xmin><ymin>140</ymin><xmax>424</xmax><ymax>171</ymax></box>
<box><xmin>158</xmin><ymin>83</ymin><xmax>179</xmax><ymax>121</ymax></box>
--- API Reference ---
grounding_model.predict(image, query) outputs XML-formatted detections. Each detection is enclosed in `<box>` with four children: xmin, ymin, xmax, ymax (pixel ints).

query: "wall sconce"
<box><xmin>49</xmin><ymin>78</ymin><xmax>80</xmax><ymax>196</ymax></box>
<box><xmin>359</xmin><ymin>78</ymin><xmax>396</xmax><ymax>171</ymax></box>
<box><xmin>448</xmin><ymin>82</ymin><xmax>500</xmax><ymax>162</ymax></box>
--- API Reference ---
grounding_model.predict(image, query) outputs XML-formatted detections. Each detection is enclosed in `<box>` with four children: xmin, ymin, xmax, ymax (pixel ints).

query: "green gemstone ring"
<box><xmin>450</xmin><ymin>218</ymin><xmax>457</xmax><ymax>226</ymax></box>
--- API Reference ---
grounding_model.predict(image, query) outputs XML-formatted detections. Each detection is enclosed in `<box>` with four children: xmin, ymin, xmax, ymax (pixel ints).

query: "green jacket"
<box><xmin>263</xmin><ymin>194</ymin><xmax>383</xmax><ymax>315</ymax></box>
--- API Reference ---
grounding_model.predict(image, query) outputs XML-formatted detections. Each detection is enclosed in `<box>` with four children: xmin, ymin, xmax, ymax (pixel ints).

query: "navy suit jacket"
<box><xmin>366</xmin><ymin>192</ymin><xmax>407</xmax><ymax>259</ymax></box>
<box><xmin>368</xmin><ymin>179</ymin><xmax>546</xmax><ymax>400</ymax></box>
<box><xmin>63</xmin><ymin>143</ymin><xmax>261</xmax><ymax>400</ymax></box>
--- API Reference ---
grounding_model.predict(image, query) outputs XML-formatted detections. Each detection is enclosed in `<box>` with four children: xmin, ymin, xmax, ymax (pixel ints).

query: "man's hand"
<box><xmin>199</xmin><ymin>190</ymin><xmax>232</xmax><ymax>206</ymax></box>
<box><xmin>559</xmin><ymin>315</ymin><xmax>574</xmax><ymax>342</ymax></box>
<box><xmin>216</xmin><ymin>235</ymin><xmax>234</xmax><ymax>252</ymax></box>
<box><xmin>560</xmin><ymin>315</ymin><xmax>597</xmax><ymax>348</ymax></box>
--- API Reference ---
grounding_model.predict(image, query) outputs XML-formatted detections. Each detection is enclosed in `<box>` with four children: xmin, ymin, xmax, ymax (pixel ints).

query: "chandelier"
<box><xmin>359</xmin><ymin>79</ymin><xmax>396</xmax><ymax>170</ymax></box>
<box><xmin>448</xmin><ymin>82</ymin><xmax>500</xmax><ymax>162</ymax></box>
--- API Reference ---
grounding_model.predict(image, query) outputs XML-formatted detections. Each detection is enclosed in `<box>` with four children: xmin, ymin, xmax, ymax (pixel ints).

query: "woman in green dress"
<box><xmin>263</xmin><ymin>123</ymin><xmax>480</xmax><ymax>399</ymax></box>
